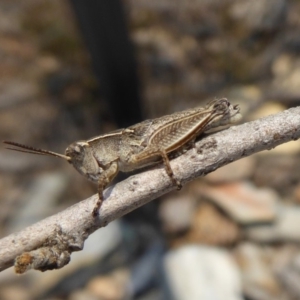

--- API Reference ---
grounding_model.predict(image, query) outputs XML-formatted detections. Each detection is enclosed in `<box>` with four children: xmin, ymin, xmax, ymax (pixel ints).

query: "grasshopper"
<box><xmin>4</xmin><ymin>98</ymin><xmax>241</xmax><ymax>216</ymax></box>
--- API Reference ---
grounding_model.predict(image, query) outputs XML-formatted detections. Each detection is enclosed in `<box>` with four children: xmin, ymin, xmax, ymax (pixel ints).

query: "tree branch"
<box><xmin>0</xmin><ymin>106</ymin><xmax>300</xmax><ymax>273</ymax></box>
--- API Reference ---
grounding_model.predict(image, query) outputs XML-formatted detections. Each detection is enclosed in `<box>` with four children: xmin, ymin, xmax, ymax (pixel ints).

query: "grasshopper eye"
<box><xmin>74</xmin><ymin>145</ymin><xmax>82</xmax><ymax>153</ymax></box>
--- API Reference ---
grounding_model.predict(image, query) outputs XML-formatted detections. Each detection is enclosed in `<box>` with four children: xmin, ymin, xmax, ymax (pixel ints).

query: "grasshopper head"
<box><xmin>65</xmin><ymin>141</ymin><xmax>101</xmax><ymax>182</ymax></box>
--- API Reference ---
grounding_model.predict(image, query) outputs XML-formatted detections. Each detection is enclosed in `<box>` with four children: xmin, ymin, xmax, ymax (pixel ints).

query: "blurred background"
<box><xmin>1</xmin><ymin>0</ymin><xmax>300</xmax><ymax>299</ymax></box>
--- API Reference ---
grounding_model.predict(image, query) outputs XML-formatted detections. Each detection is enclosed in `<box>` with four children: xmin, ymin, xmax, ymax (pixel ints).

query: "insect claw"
<box><xmin>175</xmin><ymin>180</ymin><xmax>182</xmax><ymax>190</ymax></box>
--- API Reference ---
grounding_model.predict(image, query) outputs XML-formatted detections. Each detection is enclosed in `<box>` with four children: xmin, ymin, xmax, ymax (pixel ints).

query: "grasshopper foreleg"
<box><xmin>93</xmin><ymin>161</ymin><xmax>119</xmax><ymax>217</ymax></box>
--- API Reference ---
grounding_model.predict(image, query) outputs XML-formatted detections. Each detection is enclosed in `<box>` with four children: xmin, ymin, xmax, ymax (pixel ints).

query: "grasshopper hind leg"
<box><xmin>130</xmin><ymin>149</ymin><xmax>182</xmax><ymax>190</ymax></box>
<box><xmin>159</xmin><ymin>150</ymin><xmax>182</xmax><ymax>190</ymax></box>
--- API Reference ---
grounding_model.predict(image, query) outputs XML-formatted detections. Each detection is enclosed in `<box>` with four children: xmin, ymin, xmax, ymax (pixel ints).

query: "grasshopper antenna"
<box><xmin>3</xmin><ymin>141</ymin><xmax>70</xmax><ymax>161</ymax></box>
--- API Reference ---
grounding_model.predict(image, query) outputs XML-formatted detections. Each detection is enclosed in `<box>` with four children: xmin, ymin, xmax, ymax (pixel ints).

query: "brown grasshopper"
<box><xmin>3</xmin><ymin>98</ymin><xmax>241</xmax><ymax>217</ymax></box>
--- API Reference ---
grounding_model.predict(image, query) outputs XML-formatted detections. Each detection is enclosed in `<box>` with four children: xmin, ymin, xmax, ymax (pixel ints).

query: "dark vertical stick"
<box><xmin>70</xmin><ymin>0</ymin><xmax>142</xmax><ymax>127</ymax></box>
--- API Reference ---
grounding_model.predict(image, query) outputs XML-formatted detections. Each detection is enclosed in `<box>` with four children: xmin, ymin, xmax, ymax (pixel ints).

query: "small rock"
<box><xmin>274</xmin><ymin>246</ymin><xmax>300</xmax><ymax>299</ymax></box>
<box><xmin>164</xmin><ymin>245</ymin><xmax>243</xmax><ymax>300</ymax></box>
<box><xmin>234</xmin><ymin>243</ymin><xmax>281</xmax><ymax>300</ymax></box>
<box><xmin>0</xmin><ymin>80</ymin><xmax>39</xmax><ymax>109</ymax></box>
<box><xmin>253</xmin><ymin>155</ymin><xmax>300</xmax><ymax>193</ymax></box>
<box><xmin>70</xmin><ymin>290</ymin><xmax>98</xmax><ymax>300</ymax></box>
<box><xmin>0</xmin><ymin>285</ymin><xmax>31</xmax><ymax>300</ymax></box>
<box><xmin>229</xmin><ymin>0</ymin><xmax>287</xmax><ymax>32</ymax></box>
<box><xmin>195</xmin><ymin>181</ymin><xmax>278</xmax><ymax>224</ymax></box>
<box><xmin>293</xmin><ymin>184</ymin><xmax>300</xmax><ymax>204</ymax></box>
<box><xmin>87</xmin><ymin>270</ymin><xmax>129</xmax><ymax>300</ymax></box>
<box><xmin>245</xmin><ymin>205</ymin><xmax>300</xmax><ymax>242</ymax></box>
<box><xmin>188</xmin><ymin>202</ymin><xmax>240</xmax><ymax>246</ymax></box>
<box><xmin>159</xmin><ymin>193</ymin><xmax>195</xmax><ymax>233</ymax></box>
<box><xmin>7</xmin><ymin>172</ymin><xmax>69</xmax><ymax>232</ymax></box>
<box><xmin>272</xmin><ymin>56</ymin><xmax>300</xmax><ymax>94</ymax></box>
<box><xmin>272</xmin><ymin>54</ymin><xmax>294</xmax><ymax>78</ymax></box>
